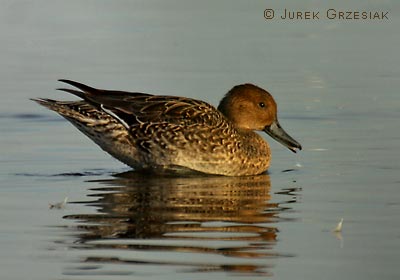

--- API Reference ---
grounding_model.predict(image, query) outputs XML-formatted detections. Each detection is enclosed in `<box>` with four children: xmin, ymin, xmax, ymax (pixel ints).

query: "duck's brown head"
<box><xmin>218</xmin><ymin>84</ymin><xmax>302</xmax><ymax>153</ymax></box>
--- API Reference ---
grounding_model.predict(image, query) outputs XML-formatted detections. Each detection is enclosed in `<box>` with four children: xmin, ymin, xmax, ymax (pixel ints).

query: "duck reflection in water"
<box><xmin>64</xmin><ymin>172</ymin><xmax>297</xmax><ymax>276</ymax></box>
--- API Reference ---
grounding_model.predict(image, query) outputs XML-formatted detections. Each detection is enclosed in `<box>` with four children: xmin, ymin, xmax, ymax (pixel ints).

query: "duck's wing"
<box><xmin>58</xmin><ymin>79</ymin><xmax>223</xmax><ymax>129</ymax></box>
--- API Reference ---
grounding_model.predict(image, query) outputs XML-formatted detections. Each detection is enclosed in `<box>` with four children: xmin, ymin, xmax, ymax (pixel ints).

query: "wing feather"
<box><xmin>57</xmin><ymin>80</ymin><xmax>225</xmax><ymax>128</ymax></box>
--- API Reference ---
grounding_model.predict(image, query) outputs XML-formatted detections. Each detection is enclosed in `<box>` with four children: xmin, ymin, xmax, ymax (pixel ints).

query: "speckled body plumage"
<box><xmin>33</xmin><ymin>80</ymin><xmax>301</xmax><ymax>176</ymax></box>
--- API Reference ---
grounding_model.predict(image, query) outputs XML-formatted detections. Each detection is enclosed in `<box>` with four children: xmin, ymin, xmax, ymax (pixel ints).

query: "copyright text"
<box><xmin>264</xmin><ymin>8</ymin><xmax>389</xmax><ymax>21</ymax></box>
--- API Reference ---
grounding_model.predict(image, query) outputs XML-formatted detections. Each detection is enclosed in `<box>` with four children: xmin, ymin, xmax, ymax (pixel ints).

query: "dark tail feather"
<box><xmin>31</xmin><ymin>98</ymin><xmax>56</xmax><ymax>106</ymax></box>
<box><xmin>30</xmin><ymin>98</ymin><xmax>60</xmax><ymax>111</ymax></box>
<box><xmin>57</xmin><ymin>88</ymin><xmax>87</xmax><ymax>99</ymax></box>
<box><xmin>58</xmin><ymin>79</ymin><xmax>99</xmax><ymax>95</ymax></box>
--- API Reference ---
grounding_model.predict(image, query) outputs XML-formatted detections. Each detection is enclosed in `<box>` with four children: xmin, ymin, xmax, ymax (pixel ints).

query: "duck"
<box><xmin>32</xmin><ymin>80</ymin><xmax>301</xmax><ymax>176</ymax></box>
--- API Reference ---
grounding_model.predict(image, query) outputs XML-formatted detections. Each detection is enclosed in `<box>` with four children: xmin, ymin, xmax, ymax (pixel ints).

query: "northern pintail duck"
<box><xmin>33</xmin><ymin>80</ymin><xmax>301</xmax><ymax>176</ymax></box>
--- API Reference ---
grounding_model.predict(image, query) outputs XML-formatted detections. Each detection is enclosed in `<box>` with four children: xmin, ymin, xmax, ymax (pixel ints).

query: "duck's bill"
<box><xmin>264</xmin><ymin>120</ymin><xmax>302</xmax><ymax>153</ymax></box>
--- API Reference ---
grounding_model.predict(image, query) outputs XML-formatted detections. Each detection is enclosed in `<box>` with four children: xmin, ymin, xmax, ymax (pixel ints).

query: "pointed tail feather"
<box><xmin>56</xmin><ymin>88</ymin><xmax>87</xmax><ymax>99</ymax></box>
<box><xmin>30</xmin><ymin>98</ymin><xmax>57</xmax><ymax>109</ymax></box>
<box><xmin>58</xmin><ymin>79</ymin><xmax>99</xmax><ymax>95</ymax></box>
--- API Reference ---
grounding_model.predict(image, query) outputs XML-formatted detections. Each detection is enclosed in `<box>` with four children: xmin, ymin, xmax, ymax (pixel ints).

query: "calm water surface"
<box><xmin>1</xmin><ymin>1</ymin><xmax>399</xmax><ymax>279</ymax></box>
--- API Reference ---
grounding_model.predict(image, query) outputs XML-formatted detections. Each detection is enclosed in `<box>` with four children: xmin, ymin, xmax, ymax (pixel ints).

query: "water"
<box><xmin>1</xmin><ymin>1</ymin><xmax>400</xmax><ymax>279</ymax></box>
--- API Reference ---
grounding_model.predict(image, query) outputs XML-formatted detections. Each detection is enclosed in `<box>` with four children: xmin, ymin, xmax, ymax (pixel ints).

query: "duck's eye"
<box><xmin>259</xmin><ymin>102</ymin><xmax>265</xmax><ymax>108</ymax></box>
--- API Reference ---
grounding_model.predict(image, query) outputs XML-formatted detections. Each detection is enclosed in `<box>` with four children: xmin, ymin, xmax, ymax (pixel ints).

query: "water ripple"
<box><xmin>58</xmin><ymin>172</ymin><xmax>300</xmax><ymax>277</ymax></box>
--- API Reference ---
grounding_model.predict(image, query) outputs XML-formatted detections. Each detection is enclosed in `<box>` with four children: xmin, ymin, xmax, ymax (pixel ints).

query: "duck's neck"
<box><xmin>237</xmin><ymin>129</ymin><xmax>270</xmax><ymax>157</ymax></box>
